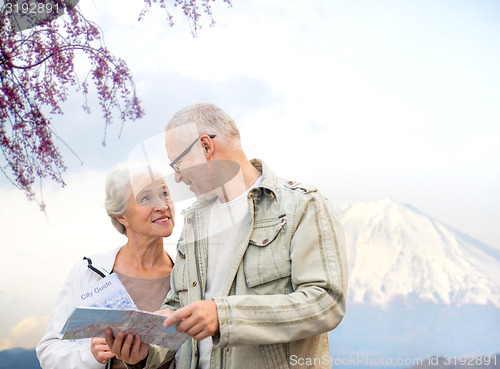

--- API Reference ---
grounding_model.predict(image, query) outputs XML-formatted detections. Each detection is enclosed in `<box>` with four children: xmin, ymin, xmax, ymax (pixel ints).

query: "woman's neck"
<box><xmin>113</xmin><ymin>237</ymin><xmax>172</xmax><ymax>279</ymax></box>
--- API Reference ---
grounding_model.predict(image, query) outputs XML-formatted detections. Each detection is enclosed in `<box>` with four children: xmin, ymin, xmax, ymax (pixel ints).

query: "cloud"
<box><xmin>0</xmin><ymin>316</ymin><xmax>49</xmax><ymax>350</ymax></box>
<box><xmin>0</xmin><ymin>169</ymin><xmax>116</xmax><ymax>339</ymax></box>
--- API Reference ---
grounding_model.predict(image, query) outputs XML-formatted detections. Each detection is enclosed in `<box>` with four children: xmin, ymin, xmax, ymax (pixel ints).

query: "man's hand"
<box><xmin>163</xmin><ymin>300</ymin><xmax>219</xmax><ymax>341</ymax></box>
<box><xmin>104</xmin><ymin>328</ymin><xmax>148</xmax><ymax>365</ymax></box>
<box><xmin>154</xmin><ymin>308</ymin><xmax>173</xmax><ymax>316</ymax></box>
<box><xmin>90</xmin><ymin>337</ymin><xmax>115</xmax><ymax>364</ymax></box>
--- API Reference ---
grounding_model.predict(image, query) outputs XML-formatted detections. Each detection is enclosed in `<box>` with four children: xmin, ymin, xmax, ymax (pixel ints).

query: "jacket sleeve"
<box><xmin>212</xmin><ymin>191</ymin><xmax>348</xmax><ymax>347</ymax></box>
<box><xmin>125</xmin><ymin>344</ymin><xmax>177</xmax><ymax>369</ymax></box>
<box><xmin>36</xmin><ymin>262</ymin><xmax>105</xmax><ymax>369</ymax></box>
<box><xmin>160</xmin><ymin>270</ymin><xmax>182</xmax><ymax>312</ymax></box>
<box><xmin>160</xmin><ymin>228</ymin><xmax>186</xmax><ymax>312</ymax></box>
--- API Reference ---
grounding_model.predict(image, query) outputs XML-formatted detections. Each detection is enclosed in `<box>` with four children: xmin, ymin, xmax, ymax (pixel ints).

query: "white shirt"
<box><xmin>198</xmin><ymin>177</ymin><xmax>262</xmax><ymax>369</ymax></box>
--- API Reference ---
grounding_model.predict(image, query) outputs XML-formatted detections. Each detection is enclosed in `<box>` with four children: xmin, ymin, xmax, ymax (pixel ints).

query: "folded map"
<box><xmin>61</xmin><ymin>307</ymin><xmax>189</xmax><ymax>349</ymax></box>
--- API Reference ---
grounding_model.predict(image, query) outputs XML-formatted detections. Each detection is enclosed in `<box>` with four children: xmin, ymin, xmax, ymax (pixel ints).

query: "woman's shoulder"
<box><xmin>66</xmin><ymin>247</ymin><xmax>122</xmax><ymax>281</ymax></box>
<box><xmin>83</xmin><ymin>247</ymin><xmax>122</xmax><ymax>272</ymax></box>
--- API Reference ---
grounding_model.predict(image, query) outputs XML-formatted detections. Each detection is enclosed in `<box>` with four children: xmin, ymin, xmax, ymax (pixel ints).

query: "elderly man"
<box><xmin>106</xmin><ymin>103</ymin><xmax>347</xmax><ymax>369</ymax></box>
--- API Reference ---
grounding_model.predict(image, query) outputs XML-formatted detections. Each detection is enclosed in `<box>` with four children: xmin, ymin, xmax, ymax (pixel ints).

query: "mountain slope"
<box><xmin>339</xmin><ymin>198</ymin><xmax>500</xmax><ymax>307</ymax></box>
<box><xmin>0</xmin><ymin>348</ymin><xmax>41</xmax><ymax>369</ymax></box>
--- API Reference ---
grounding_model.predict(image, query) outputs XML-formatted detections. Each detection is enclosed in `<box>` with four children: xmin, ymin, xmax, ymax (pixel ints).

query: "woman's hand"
<box><xmin>90</xmin><ymin>337</ymin><xmax>115</xmax><ymax>364</ymax></box>
<box><xmin>105</xmin><ymin>328</ymin><xmax>149</xmax><ymax>365</ymax></box>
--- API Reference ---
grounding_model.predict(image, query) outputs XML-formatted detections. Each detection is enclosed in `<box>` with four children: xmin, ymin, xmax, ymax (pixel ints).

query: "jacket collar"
<box><xmin>86</xmin><ymin>247</ymin><xmax>122</xmax><ymax>276</ymax></box>
<box><xmin>249</xmin><ymin>159</ymin><xmax>278</xmax><ymax>201</ymax></box>
<box><xmin>182</xmin><ymin>158</ymin><xmax>278</xmax><ymax>214</ymax></box>
<box><xmin>85</xmin><ymin>246</ymin><xmax>176</xmax><ymax>277</ymax></box>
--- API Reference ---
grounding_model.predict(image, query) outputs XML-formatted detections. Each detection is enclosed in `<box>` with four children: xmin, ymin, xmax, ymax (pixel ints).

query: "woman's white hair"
<box><xmin>166</xmin><ymin>103</ymin><xmax>241</xmax><ymax>145</ymax></box>
<box><xmin>104</xmin><ymin>162</ymin><xmax>160</xmax><ymax>235</ymax></box>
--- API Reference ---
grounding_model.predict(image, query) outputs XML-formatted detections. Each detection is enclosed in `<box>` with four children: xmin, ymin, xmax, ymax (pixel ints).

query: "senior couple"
<box><xmin>37</xmin><ymin>103</ymin><xmax>347</xmax><ymax>369</ymax></box>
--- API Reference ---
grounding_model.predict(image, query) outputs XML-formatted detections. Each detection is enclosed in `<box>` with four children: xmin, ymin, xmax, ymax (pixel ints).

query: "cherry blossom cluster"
<box><xmin>0</xmin><ymin>1</ymin><xmax>143</xmax><ymax>203</ymax></box>
<box><xmin>139</xmin><ymin>0</ymin><xmax>232</xmax><ymax>36</ymax></box>
<box><xmin>1</xmin><ymin>0</ymin><xmax>232</xmax><ymax>205</ymax></box>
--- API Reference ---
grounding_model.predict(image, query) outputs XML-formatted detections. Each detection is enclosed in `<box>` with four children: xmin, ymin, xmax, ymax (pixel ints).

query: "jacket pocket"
<box><xmin>245</xmin><ymin>215</ymin><xmax>291</xmax><ymax>289</ymax></box>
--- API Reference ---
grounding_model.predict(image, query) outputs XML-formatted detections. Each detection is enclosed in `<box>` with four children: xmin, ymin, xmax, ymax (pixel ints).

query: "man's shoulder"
<box><xmin>255</xmin><ymin>159</ymin><xmax>318</xmax><ymax>195</ymax></box>
<box><xmin>252</xmin><ymin>159</ymin><xmax>326</xmax><ymax>203</ymax></box>
<box><xmin>273</xmin><ymin>177</ymin><xmax>322</xmax><ymax>199</ymax></box>
<box><xmin>265</xmin><ymin>177</ymin><xmax>331</xmax><ymax>218</ymax></box>
<box><xmin>280</xmin><ymin>178</ymin><xmax>318</xmax><ymax>194</ymax></box>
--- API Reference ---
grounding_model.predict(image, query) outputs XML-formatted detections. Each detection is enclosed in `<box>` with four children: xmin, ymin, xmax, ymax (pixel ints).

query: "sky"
<box><xmin>1</xmin><ymin>0</ymin><xmax>499</xmax><ymax>350</ymax></box>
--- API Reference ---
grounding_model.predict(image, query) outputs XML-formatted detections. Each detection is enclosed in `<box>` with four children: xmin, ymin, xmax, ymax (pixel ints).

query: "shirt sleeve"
<box><xmin>36</xmin><ymin>262</ymin><xmax>105</xmax><ymax>369</ymax></box>
<box><xmin>212</xmin><ymin>191</ymin><xmax>348</xmax><ymax>347</ymax></box>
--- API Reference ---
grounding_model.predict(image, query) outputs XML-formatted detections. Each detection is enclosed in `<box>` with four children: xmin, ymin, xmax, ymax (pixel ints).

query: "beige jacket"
<box><xmin>133</xmin><ymin>160</ymin><xmax>347</xmax><ymax>369</ymax></box>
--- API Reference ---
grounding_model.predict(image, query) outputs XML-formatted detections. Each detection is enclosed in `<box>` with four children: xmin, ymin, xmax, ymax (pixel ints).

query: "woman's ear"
<box><xmin>116</xmin><ymin>214</ymin><xmax>128</xmax><ymax>227</ymax></box>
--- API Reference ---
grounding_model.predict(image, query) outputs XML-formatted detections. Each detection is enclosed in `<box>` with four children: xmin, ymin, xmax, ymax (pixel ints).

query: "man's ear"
<box><xmin>200</xmin><ymin>135</ymin><xmax>215</xmax><ymax>159</ymax></box>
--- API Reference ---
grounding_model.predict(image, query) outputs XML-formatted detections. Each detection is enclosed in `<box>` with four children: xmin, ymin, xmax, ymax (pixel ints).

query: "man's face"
<box><xmin>165</xmin><ymin>128</ymin><xmax>214</xmax><ymax>198</ymax></box>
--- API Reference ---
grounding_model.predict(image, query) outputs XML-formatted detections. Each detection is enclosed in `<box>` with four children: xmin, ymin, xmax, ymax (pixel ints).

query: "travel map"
<box><xmin>61</xmin><ymin>307</ymin><xmax>188</xmax><ymax>349</ymax></box>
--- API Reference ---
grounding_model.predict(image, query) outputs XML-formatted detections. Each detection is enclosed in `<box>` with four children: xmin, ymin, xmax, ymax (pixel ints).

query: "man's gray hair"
<box><xmin>166</xmin><ymin>103</ymin><xmax>241</xmax><ymax>143</ymax></box>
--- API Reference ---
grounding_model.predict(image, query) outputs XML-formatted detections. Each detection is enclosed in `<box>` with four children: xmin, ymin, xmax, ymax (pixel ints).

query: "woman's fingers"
<box><xmin>91</xmin><ymin>336</ymin><xmax>115</xmax><ymax>364</ymax></box>
<box><xmin>104</xmin><ymin>329</ymin><xmax>148</xmax><ymax>365</ymax></box>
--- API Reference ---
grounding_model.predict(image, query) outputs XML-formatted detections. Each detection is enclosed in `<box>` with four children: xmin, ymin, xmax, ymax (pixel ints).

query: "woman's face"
<box><xmin>119</xmin><ymin>177</ymin><xmax>175</xmax><ymax>240</ymax></box>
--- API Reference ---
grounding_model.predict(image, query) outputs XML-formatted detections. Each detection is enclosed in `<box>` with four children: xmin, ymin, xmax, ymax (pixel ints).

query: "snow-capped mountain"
<box><xmin>339</xmin><ymin>198</ymin><xmax>500</xmax><ymax>307</ymax></box>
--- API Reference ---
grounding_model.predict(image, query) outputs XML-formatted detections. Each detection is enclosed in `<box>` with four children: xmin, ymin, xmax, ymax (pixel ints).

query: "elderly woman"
<box><xmin>36</xmin><ymin>163</ymin><xmax>175</xmax><ymax>369</ymax></box>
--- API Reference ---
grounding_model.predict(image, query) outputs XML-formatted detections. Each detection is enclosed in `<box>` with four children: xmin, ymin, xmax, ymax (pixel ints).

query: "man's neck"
<box><xmin>216</xmin><ymin>160</ymin><xmax>261</xmax><ymax>203</ymax></box>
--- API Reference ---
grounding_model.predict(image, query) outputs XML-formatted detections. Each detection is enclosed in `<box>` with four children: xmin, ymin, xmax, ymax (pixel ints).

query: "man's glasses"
<box><xmin>169</xmin><ymin>134</ymin><xmax>216</xmax><ymax>173</ymax></box>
